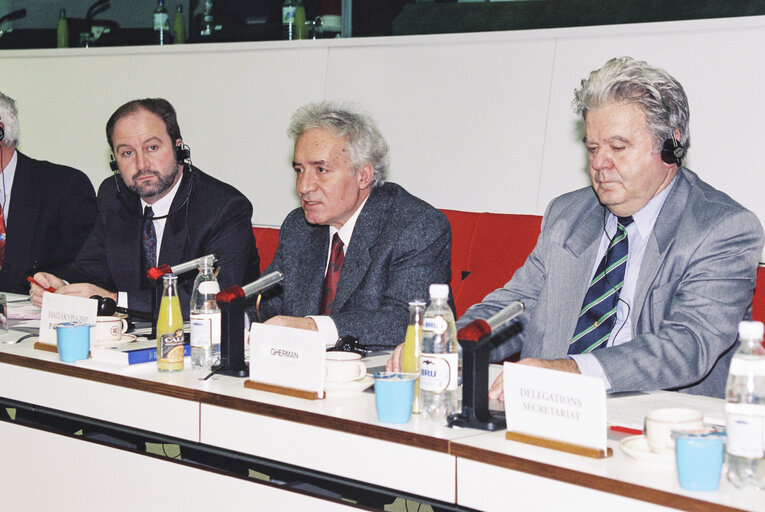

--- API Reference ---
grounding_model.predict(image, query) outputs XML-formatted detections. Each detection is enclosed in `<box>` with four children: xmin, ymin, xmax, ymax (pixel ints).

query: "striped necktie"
<box><xmin>568</xmin><ymin>216</ymin><xmax>633</xmax><ymax>354</ymax></box>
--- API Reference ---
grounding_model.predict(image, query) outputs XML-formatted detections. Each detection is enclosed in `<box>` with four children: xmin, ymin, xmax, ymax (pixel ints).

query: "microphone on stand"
<box><xmin>448</xmin><ymin>301</ymin><xmax>524</xmax><ymax>431</ymax></box>
<box><xmin>212</xmin><ymin>270</ymin><xmax>284</xmax><ymax>378</ymax></box>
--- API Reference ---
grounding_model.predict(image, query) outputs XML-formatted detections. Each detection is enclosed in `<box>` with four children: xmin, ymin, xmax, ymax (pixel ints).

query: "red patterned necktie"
<box><xmin>320</xmin><ymin>233</ymin><xmax>345</xmax><ymax>314</ymax></box>
<box><xmin>0</xmin><ymin>203</ymin><xmax>6</xmax><ymax>267</ymax></box>
<box><xmin>142</xmin><ymin>206</ymin><xmax>157</xmax><ymax>276</ymax></box>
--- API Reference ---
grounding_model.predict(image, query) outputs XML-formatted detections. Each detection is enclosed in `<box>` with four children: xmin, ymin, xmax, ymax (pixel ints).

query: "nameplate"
<box><xmin>248</xmin><ymin>323</ymin><xmax>325</xmax><ymax>398</ymax></box>
<box><xmin>504</xmin><ymin>362</ymin><xmax>608</xmax><ymax>455</ymax></box>
<box><xmin>38</xmin><ymin>294</ymin><xmax>98</xmax><ymax>345</ymax></box>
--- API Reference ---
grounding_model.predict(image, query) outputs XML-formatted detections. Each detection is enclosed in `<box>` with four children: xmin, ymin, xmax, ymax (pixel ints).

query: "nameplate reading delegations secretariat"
<box><xmin>248</xmin><ymin>323</ymin><xmax>326</xmax><ymax>396</ymax></box>
<box><xmin>504</xmin><ymin>363</ymin><xmax>608</xmax><ymax>454</ymax></box>
<box><xmin>38</xmin><ymin>293</ymin><xmax>98</xmax><ymax>345</ymax></box>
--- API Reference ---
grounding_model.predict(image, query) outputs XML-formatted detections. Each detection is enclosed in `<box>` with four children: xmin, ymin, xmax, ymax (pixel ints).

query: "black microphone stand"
<box><xmin>447</xmin><ymin>301</ymin><xmax>524</xmax><ymax>431</ymax></box>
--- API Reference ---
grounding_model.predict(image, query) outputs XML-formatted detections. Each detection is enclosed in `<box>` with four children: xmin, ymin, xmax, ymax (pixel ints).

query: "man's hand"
<box><xmin>264</xmin><ymin>315</ymin><xmax>318</xmax><ymax>331</ymax></box>
<box><xmin>488</xmin><ymin>358</ymin><xmax>580</xmax><ymax>403</ymax></box>
<box><xmin>385</xmin><ymin>343</ymin><xmax>405</xmax><ymax>372</ymax></box>
<box><xmin>518</xmin><ymin>357</ymin><xmax>580</xmax><ymax>373</ymax></box>
<box><xmin>57</xmin><ymin>283</ymin><xmax>117</xmax><ymax>303</ymax></box>
<box><xmin>29</xmin><ymin>272</ymin><xmax>65</xmax><ymax>307</ymax></box>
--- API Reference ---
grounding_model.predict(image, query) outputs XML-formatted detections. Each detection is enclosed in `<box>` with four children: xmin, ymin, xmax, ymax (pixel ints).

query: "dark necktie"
<box><xmin>142</xmin><ymin>206</ymin><xmax>157</xmax><ymax>274</ymax></box>
<box><xmin>320</xmin><ymin>233</ymin><xmax>345</xmax><ymax>314</ymax></box>
<box><xmin>569</xmin><ymin>216</ymin><xmax>633</xmax><ymax>354</ymax></box>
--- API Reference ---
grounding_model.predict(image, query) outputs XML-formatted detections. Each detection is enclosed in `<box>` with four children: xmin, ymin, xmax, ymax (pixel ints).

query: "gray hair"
<box><xmin>0</xmin><ymin>91</ymin><xmax>19</xmax><ymax>147</ymax></box>
<box><xmin>572</xmin><ymin>56</ymin><xmax>690</xmax><ymax>154</ymax></box>
<box><xmin>288</xmin><ymin>101</ymin><xmax>388</xmax><ymax>187</ymax></box>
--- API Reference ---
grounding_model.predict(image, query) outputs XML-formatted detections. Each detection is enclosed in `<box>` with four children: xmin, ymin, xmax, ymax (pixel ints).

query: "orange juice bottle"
<box><xmin>157</xmin><ymin>273</ymin><xmax>184</xmax><ymax>372</ymax></box>
<box><xmin>401</xmin><ymin>301</ymin><xmax>426</xmax><ymax>413</ymax></box>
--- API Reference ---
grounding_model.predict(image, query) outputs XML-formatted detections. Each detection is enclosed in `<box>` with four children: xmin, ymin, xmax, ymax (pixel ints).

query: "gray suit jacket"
<box><xmin>459</xmin><ymin>169</ymin><xmax>764</xmax><ymax>397</ymax></box>
<box><xmin>254</xmin><ymin>182</ymin><xmax>451</xmax><ymax>347</ymax></box>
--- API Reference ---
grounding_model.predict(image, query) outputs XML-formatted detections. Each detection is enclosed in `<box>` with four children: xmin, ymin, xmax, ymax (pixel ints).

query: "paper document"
<box><xmin>607</xmin><ymin>390</ymin><xmax>725</xmax><ymax>429</ymax></box>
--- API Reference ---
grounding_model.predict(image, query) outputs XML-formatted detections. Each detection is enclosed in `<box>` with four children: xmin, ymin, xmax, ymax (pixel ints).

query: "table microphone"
<box><xmin>215</xmin><ymin>271</ymin><xmax>284</xmax><ymax>303</ymax></box>
<box><xmin>146</xmin><ymin>253</ymin><xmax>217</xmax><ymax>280</ymax></box>
<box><xmin>457</xmin><ymin>300</ymin><xmax>525</xmax><ymax>342</ymax></box>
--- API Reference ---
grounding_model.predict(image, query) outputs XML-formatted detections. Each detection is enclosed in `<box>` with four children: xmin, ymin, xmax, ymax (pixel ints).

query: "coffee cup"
<box><xmin>645</xmin><ymin>408</ymin><xmax>704</xmax><ymax>454</ymax></box>
<box><xmin>325</xmin><ymin>352</ymin><xmax>367</xmax><ymax>383</ymax></box>
<box><xmin>94</xmin><ymin>315</ymin><xmax>129</xmax><ymax>344</ymax></box>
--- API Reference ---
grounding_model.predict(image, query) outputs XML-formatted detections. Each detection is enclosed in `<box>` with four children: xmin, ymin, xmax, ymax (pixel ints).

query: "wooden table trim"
<box><xmin>450</xmin><ymin>443</ymin><xmax>747</xmax><ymax>512</ymax></box>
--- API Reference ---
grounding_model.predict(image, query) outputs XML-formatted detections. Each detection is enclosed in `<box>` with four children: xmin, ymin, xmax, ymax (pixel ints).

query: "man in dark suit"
<box><xmin>0</xmin><ymin>92</ymin><xmax>96</xmax><ymax>294</ymax></box>
<box><xmin>30</xmin><ymin>98</ymin><xmax>260</xmax><ymax>317</ymax></box>
<box><xmin>252</xmin><ymin>101</ymin><xmax>451</xmax><ymax>348</ymax></box>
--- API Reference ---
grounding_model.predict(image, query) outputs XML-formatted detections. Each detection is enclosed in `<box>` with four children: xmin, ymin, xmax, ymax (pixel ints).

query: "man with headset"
<box><xmin>0</xmin><ymin>91</ymin><xmax>96</xmax><ymax>294</ymax></box>
<box><xmin>389</xmin><ymin>56</ymin><xmax>764</xmax><ymax>399</ymax></box>
<box><xmin>30</xmin><ymin>98</ymin><xmax>260</xmax><ymax>317</ymax></box>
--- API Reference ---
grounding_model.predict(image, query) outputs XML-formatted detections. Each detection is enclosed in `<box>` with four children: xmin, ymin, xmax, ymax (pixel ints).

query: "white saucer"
<box><xmin>620</xmin><ymin>435</ymin><xmax>675</xmax><ymax>465</ymax></box>
<box><xmin>93</xmin><ymin>334</ymin><xmax>137</xmax><ymax>347</ymax></box>
<box><xmin>324</xmin><ymin>375</ymin><xmax>374</xmax><ymax>395</ymax></box>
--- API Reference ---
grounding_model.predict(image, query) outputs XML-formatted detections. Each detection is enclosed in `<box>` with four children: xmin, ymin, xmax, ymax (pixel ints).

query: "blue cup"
<box><xmin>373</xmin><ymin>372</ymin><xmax>418</xmax><ymax>424</ymax></box>
<box><xmin>56</xmin><ymin>322</ymin><xmax>91</xmax><ymax>362</ymax></box>
<box><xmin>674</xmin><ymin>429</ymin><xmax>724</xmax><ymax>491</ymax></box>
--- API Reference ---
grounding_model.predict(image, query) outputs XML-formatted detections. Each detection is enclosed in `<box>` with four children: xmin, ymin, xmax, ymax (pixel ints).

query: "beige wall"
<box><xmin>1</xmin><ymin>16</ymin><xmax>764</xmax><ymax>247</ymax></box>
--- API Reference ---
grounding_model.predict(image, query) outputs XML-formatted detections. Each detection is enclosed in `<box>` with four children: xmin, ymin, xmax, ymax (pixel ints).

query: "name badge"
<box><xmin>249</xmin><ymin>323</ymin><xmax>325</xmax><ymax>395</ymax></box>
<box><xmin>39</xmin><ymin>294</ymin><xmax>98</xmax><ymax>345</ymax></box>
<box><xmin>504</xmin><ymin>362</ymin><xmax>607</xmax><ymax>453</ymax></box>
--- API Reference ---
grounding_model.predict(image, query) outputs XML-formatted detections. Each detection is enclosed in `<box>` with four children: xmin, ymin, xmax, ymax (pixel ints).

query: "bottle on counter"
<box><xmin>157</xmin><ymin>273</ymin><xmax>184</xmax><ymax>372</ymax></box>
<box><xmin>57</xmin><ymin>9</ymin><xmax>69</xmax><ymax>48</ymax></box>
<box><xmin>190</xmin><ymin>256</ymin><xmax>221</xmax><ymax>370</ymax></box>
<box><xmin>420</xmin><ymin>284</ymin><xmax>460</xmax><ymax>421</ymax></box>
<box><xmin>153</xmin><ymin>0</ymin><xmax>171</xmax><ymax>45</ymax></box>
<box><xmin>401</xmin><ymin>300</ymin><xmax>426</xmax><ymax>414</ymax></box>
<box><xmin>200</xmin><ymin>0</ymin><xmax>214</xmax><ymax>37</ymax></box>
<box><xmin>173</xmin><ymin>4</ymin><xmax>185</xmax><ymax>44</ymax></box>
<box><xmin>282</xmin><ymin>0</ymin><xmax>306</xmax><ymax>40</ymax></box>
<box><xmin>725</xmin><ymin>320</ymin><xmax>765</xmax><ymax>489</ymax></box>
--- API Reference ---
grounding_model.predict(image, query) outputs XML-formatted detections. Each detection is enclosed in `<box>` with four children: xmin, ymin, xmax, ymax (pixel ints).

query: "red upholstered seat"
<box><xmin>252</xmin><ymin>226</ymin><xmax>280</xmax><ymax>274</ymax></box>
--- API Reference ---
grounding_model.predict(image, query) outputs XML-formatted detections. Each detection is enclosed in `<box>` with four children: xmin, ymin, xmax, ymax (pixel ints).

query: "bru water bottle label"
<box><xmin>726</xmin><ymin>404</ymin><xmax>765</xmax><ymax>457</ymax></box>
<box><xmin>423</xmin><ymin>316</ymin><xmax>448</xmax><ymax>334</ymax></box>
<box><xmin>420</xmin><ymin>353</ymin><xmax>458</xmax><ymax>392</ymax></box>
<box><xmin>190</xmin><ymin>312</ymin><xmax>221</xmax><ymax>349</ymax></box>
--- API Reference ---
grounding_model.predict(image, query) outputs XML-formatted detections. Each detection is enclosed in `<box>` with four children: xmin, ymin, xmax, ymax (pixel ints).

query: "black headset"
<box><xmin>660</xmin><ymin>136</ymin><xmax>684</xmax><ymax>166</ymax></box>
<box><xmin>0</xmin><ymin>124</ymin><xmax>4</xmax><ymax>142</ymax></box>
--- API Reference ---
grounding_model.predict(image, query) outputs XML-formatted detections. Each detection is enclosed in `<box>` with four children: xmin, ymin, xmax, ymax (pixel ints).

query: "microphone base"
<box><xmin>447</xmin><ymin>407</ymin><xmax>506</xmax><ymax>431</ymax></box>
<box><xmin>210</xmin><ymin>363</ymin><xmax>249</xmax><ymax>378</ymax></box>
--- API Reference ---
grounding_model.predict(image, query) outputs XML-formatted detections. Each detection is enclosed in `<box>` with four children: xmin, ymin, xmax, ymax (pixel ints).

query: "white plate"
<box><xmin>324</xmin><ymin>375</ymin><xmax>374</xmax><ymax>395</ymax></box>
<box><xmin>93</xmin><ymin>334</ymin><xmax>137</xmax><ymax>347</ymax></box>
<box><xmin>620</xmin><ymin>435</ymin><xmax>675</xmax><ymax>465</ymax></box>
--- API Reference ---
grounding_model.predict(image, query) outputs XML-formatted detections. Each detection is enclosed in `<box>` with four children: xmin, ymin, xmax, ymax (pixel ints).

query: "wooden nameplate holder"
<box><xmin>244</xmin><ymin>379</ymin><xmax>325</xmax><ymax>400</ymax></box>
<box><xmin>506</xmin><ymin>430</ymin><xmax>613</xmax><ymax>459</ymax></box>
<box><xmin>34</xmin><ymin>342</ymin><xmax>58</xmax><ymax>353</ymax></box>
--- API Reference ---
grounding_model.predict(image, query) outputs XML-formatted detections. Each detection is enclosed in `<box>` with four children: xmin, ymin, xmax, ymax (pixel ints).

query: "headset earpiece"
<box><xmin>109</xmin><ymin>155</ymin><xmax>119</xmax><ymax>173</ymax></box>
<box><xmin>175</xmin><ymin>142</ymin><xmax>190</xmax><ymax>164</ymax></box>
<box><xmin>0</xmin><ymin>123</ymin><xmax>4</xmax><ymax>142</ymax></box>
<box><xmin>660</xmin><ymin>137</ymin><xmax>684</xmax><ymax>166</ymax></box>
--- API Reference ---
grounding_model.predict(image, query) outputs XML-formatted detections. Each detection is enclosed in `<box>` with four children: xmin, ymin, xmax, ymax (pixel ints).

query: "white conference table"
<box><xmin>0</xmin><ymin>329</ymin><xmax>762</xmax><ymax>511</ymax></box>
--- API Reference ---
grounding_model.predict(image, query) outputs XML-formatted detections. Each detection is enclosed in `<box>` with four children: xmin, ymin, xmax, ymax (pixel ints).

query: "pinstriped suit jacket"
<box><xmin>254</xmin><ymin>182</ymin><xmax>451</xmax><ymax>348</ymax></box>
<box><xmin>458</xmin><ymin>169</ymin><xmax>764</xmax><ymax>397</ymax></box>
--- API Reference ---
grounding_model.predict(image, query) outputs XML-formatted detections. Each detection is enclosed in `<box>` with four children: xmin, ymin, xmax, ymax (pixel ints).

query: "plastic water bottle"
<box><xmin>190</xmin><ymin>255</ymin><xmax>221</xmax><ymax>370</ymax></box>
<box><xmin>725</xmin><ymin>320</ymin><xmax>765</xmax><ymax>489</ymax></box>
<box><xmin>153</xmin><ymin>0</ymin><xmax>170</xmax><ymax>45</ymax></box>
<box><xmin>420</xmin><ymin>284</ymin><xmax>460</xmax><ymax>421</ymax></box>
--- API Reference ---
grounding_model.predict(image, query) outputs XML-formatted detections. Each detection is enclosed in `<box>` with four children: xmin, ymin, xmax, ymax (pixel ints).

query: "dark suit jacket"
<box><xmin>459</xmin><ymin>169</ymin><xmax>764</xmax><ymax>397</ymax></box>
<box><xmin>65</xmin><ymin>167</ymin><xmax>260</xmax><ymax>317</ymax></box>
<box><xmin>254</xmin><ymin>182</ymin><xmax>451</xmax><ymax>347</ymax></box>
<box><xmin>0</xmin><ymin>151</ymin><xmax>96</xmax><ymax>294</ymax></box>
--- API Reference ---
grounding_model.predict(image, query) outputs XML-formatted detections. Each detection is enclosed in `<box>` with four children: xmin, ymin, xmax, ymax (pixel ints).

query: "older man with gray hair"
<box><xmin>390</xmin><ymin>57</ymin><xmax>763</xmax><ymax>399</ymax></box>
<box><xmin>251</xmin><ymin>101</ymin><xmax>451</xmax><ymax>348</ymax></box>
<box><xmin>0</xmin><ymin>91</ymin><xmax>96</xmax><ymax>294</ymax></box>
<box><xmin>468</xmin><ymin>56</ymin><xmax>763</xmax><ymax>399</ymax></box>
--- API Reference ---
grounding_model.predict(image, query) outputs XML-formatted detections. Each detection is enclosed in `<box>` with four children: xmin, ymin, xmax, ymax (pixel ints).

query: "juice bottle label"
<box><xmin>158</xmin><ymin>328</ymin><xmax>185</xmax><ymax>370</ymax></box>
